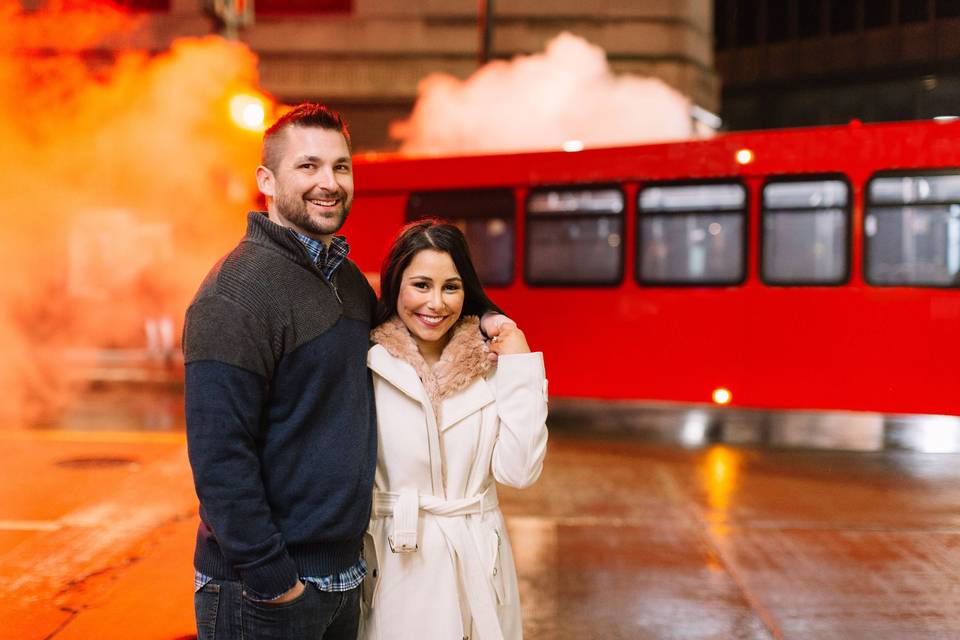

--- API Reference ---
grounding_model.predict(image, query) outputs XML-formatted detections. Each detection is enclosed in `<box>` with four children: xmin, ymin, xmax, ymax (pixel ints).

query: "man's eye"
<box><xmin>299</xmin><ymin>164</ymin><xmax>315</xmax><ymax>170</ymax></box>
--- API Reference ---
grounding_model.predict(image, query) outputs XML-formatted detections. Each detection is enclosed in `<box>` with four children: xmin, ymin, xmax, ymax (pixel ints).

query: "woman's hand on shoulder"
<box><xmin>488</xmin><ymin>324</ymin><xmax>530</xmax><ymax>356</ymax></box>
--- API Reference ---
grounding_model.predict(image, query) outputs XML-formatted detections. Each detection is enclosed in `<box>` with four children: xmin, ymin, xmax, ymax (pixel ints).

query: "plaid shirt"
<box><xmin>194</xmin><ymin>230</ymin><xmax>364</xmax><ymax>596</ymax></box>
<box><xmin>194</xmin><ymin>557</ymin><xmax>366</xmax><ymax>595</ymax></box>
<box><xmin>294</xmin><ymin>231</ymin><xmax>350</xmax><ymax>281</ymax></box>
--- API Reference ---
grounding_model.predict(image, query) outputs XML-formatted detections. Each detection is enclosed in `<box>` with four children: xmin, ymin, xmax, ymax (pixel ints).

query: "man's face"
<box><xmin>257</xmin><ymin>126</ymin><xmax>354</xmax><ymax>243</ymax></box>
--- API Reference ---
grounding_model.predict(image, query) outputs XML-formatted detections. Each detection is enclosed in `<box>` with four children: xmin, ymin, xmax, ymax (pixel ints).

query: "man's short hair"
<box><xmin>261</xmin><ymin>103</ymin><xmax>352</xmax><ymax>172</ymax></box>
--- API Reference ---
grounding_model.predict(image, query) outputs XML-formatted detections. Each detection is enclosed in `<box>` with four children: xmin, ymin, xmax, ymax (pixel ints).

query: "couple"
<box><xmin>183</xmin><ymin>103</ymin><xmax>548</xmax><ymax>640</ymax></box>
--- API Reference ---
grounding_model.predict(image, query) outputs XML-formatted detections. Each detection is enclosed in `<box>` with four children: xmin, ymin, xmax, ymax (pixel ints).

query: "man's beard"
<box><xmin>275</xmin><ymin>188</ymin><xmax>351</xmax><ymax>237</ymax></box>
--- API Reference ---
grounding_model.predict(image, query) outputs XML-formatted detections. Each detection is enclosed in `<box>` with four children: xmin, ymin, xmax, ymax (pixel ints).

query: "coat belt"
<box><xmin>371</xmin><ymin>486</ymin><xmax>504</xmax><ymax>640</ymax></box>
<box><xmin>373</xmin><ymin>486</ymin><xmax>499</xmax><ymax>545</ymax></box>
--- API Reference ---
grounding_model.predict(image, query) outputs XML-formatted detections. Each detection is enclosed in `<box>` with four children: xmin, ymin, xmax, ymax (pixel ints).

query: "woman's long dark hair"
<box><xmin>375</xmin><ymin>219</ymin><xmax>504</xmax><ymax>327</ymax></box>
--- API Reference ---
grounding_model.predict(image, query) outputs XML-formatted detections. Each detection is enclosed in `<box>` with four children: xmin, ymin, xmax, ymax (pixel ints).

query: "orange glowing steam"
<box><xmin>0</xmin><ymin>1</ymin><xmax>274</xmax><ymax>426</ymax></box>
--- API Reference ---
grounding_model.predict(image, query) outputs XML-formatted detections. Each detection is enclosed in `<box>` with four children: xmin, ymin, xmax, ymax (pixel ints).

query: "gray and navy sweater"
<box><xmin>183</xmin><ymin>211</ymin><xmax>377</xmax><ymax>600</ymax></box>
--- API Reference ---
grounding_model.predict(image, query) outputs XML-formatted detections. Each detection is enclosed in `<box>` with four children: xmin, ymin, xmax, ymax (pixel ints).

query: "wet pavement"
<box><xmin>502</xmin><ymin>434</ymin><xmax>960</xmax><ymax>639</ymax></box>
<box><xmin>3</xmin><ymin>390</ymin><xmax>960</xmax><ymax>638</ymax></box>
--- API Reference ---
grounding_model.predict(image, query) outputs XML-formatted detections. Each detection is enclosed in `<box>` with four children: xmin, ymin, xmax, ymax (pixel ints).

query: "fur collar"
<box><xmin>370</xmin><ymin>315</ymin><xmax>492</xmax><ymax>420</ymax></box>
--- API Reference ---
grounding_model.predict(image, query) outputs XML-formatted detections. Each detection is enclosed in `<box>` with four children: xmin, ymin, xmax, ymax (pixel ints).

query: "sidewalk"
<box><xmin>0</xmin><ymin>429</ymin><xmax>198</xmax><ymax>640</ymax></box>
<box><xmin>48</xmin><ymin>514</ymin><xmax>198</xmax><ymax>640</ymax></box>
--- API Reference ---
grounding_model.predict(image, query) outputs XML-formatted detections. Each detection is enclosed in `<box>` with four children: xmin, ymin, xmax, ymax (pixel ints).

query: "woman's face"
<box><xmin>397</xmin><ymin>249</ymin><xmax>465</xmax><ymax>350</ymax></box>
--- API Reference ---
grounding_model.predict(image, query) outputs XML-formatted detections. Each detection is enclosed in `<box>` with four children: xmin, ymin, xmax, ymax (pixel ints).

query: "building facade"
<box><xmin>100</xmin><ymin>0</ymin><xmax>718</xmax><ymax>150</ymax></box>
<box><xmin>716</xmin><ymin>0</ymin><xmax>960</xmax><ymax>130</ymax></box>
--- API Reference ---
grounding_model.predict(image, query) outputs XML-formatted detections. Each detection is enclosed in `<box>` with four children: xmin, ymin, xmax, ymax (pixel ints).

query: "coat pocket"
<box><xmin>487</xmin><ymin>527</ymin><xmax>507</xmax><ymax>605</ymax></box>
<box><xmin>362</xmin><ymin>530</ymin><xmax>381</xmax><ymax>610</ymax></box>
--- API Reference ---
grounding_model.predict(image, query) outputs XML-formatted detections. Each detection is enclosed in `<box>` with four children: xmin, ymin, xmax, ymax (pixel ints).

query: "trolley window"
<box><xmin>406</xmin><ymin>189</ymin><xmax>515</xmax><ymax>286</ymax></box>
<box><xmin>761</xmin><ymin>178</ymin><xmax>850</xmax><ymax>285</ymax></box>
<box><xmin>865</xmin><ymin>173</ymin><xmax>960</xmax><ymax>287</ymax></box>
<box><xmin>637</xmin><ymin>182</ymin><xmax>746</xmax><ymax>285</ymax></box>
<box><xmin>525</xmin><ymin>186</ymin><xmax>624</xmax><ymax>286</ymax></box>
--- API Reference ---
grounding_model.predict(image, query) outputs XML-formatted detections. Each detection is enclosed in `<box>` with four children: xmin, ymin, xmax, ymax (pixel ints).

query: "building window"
<box><xmin>406</xmin><ymin>189</ymin><xmax>515</xmax><ymax>287</ymax></box>
<box><xmin>761</xmin><ymin>177</ymin><xmax>850</xmax><ymax>285</ymax></box>
<box><xmin>829</xmin><ymin>1</ymin><xmax>857</xmax><ymax>34</ymax></box>
<box><xmin>900</xmin><ymin>0</ymin><xmax>930</xmax><ymax>22</ymax></box>
<box><xmin>766</xmin><ymin>0</ymin><xmax>791</xmax><ymax>43</ymax></box>
<box><xmin>865</xmin><ymin>173</ymin><xmax>960</xmax><ymax>287</ymax></box>
<box><xmin>256</xmin><ymin>0</ymin><xmax>351</xmax><ymax>14</ymax></box>
<box><xmin>798</xmin><ymin>1</ymin><xmax>822</xmax><ymax>38</ymax></box>
<box><xmin>525</xmin><ymin>186</ymin><xmax>624</xmax><ymax>286</ymax></box>
<box><xmin>637</xmin><ymin>182</ymin><xmax>747</xmax><ymax>286</ymax></box>
<box><xmin>864</xmin><ymin>0</ymin><xmax>892</xmax><ymax>28</ymax></box>
<box><xmin>735</xmin><ymin>0</ymin><xmax>760</xmax><ymax>46</ymax></box>
<box><xmin>715</xmin><ymin>0</ymin><xmax>730</xmax><ymax>50</ymax></box>
<box><xmin>936</xmin><ymin>0</ymin><xmax>960</xmax><ymax>18</ymax></box>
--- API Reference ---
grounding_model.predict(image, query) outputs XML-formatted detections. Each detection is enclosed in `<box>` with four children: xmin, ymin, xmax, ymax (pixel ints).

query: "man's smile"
<box><xmin>307</xmin><ymin>196</ymin><xmax>340</xmax><ymax>208</ymax></box>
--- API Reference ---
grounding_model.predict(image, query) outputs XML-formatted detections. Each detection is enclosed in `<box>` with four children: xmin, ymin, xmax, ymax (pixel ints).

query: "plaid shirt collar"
<box><xmin>293</xmin><ymin>231</ymin><xmax>350</xmax><ymax>281</ymax></box>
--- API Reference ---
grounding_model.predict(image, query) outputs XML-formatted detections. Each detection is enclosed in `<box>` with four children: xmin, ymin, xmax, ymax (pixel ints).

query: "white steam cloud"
<box><xmin>391</xmin><ymin>32</ymin><xmax>697</xmax><ymax>154</ymax></box>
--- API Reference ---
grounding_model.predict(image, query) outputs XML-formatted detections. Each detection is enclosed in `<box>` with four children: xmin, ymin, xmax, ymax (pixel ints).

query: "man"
<box><xmin>185</xmin><ymin>103</ymin><xmax>373</xmax><ymax>639</ymax></box>
<box><xmin>184</xmin><ymin>104</ymin><xmax>510</xmax><ymax>639</ymax></box>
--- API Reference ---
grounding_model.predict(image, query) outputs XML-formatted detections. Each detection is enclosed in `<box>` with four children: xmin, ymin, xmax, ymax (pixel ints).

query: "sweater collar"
<box><xmin>243</xmin><ymin>211</ymin><xmax>315</xmax><ymax>268</ymax></box>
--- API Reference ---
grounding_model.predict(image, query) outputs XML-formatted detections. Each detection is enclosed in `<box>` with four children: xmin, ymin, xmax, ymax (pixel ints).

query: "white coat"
<box><xmin>360</xmin><ymin>316</ymin><xmax>548</xmax><ymax>640</ymax></box>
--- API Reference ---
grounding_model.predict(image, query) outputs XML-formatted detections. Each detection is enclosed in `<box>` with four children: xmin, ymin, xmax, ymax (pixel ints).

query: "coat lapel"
<box><xmin>368</xmin><ymin>344</ymin><xmax>425</xmax><ymax>405</ymax></box>
<box><xmin>438</xmin><ymin>376</ymin><xmax>495</xmax><ymax>432</ymax></box>
<box><xmin>369</xmin><ymin>342</ymin><xmax>495</xmax><ymax>430</ymax></box>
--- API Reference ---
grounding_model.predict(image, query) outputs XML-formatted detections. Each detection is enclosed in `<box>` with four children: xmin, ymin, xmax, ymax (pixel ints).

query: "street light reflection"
<box><xmin>702</xmin><ymin>446</ymin><xmax>742</xmax><ymax>516</ymax></box>
<box><xmin>506</xmin><ymin>516</ymin><xmax>559</xmax><ymax>628</ymax></box>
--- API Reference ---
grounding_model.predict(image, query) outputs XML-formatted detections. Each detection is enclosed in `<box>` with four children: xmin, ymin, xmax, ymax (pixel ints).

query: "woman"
<box><xmin>361</xmin><ymin>220</ymin><xmax>548</xmax><ymax>640</ymax></box>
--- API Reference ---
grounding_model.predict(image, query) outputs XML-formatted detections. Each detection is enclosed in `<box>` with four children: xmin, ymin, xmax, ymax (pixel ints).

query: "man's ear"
<box><xmin>255</xmin><ymin>165</ymin><xmax>275</xmax><ymax>198</ymax></box>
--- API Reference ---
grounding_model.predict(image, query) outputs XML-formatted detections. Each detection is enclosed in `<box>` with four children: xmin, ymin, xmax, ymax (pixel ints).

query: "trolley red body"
<box><xmin>343</xmin><ymin>120</ymin><xmax>960</xmax><ymax>416</ymax></box>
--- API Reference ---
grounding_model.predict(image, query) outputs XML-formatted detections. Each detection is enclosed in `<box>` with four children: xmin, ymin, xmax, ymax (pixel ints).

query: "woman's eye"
<box><xmin>413</xmin><ymin>282</ymin><xmax>428</xmax><ymax>289</ymax></box>
<box><xmin>444</xmin><ymin>284</ymin><xmax>461</xmax><ymax>292</ymax></box>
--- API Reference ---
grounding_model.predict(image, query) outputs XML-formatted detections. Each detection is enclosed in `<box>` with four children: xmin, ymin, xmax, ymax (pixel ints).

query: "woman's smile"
<box><xmin>414</xmin><ymin>313</ymin><xmax>447</xmax><ymax>327</ymax></box>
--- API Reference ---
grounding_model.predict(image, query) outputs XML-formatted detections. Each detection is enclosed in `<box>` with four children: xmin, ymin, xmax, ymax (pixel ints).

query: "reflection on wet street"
<box><xmin>500</xmin><ymin>427</ymin><xmax>960</xmax><ymax>639</ymax></box>
<box><xmin>23</xmin><ymin>388</ymin><xmax>960</xmax><ymax>638</ymax></box>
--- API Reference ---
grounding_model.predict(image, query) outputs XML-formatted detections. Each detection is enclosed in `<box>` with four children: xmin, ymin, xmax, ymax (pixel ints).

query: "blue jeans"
<box><xmin>195</xmin><ymin>579</ymin><xmax>360</xmax><ymax>640</ymax></box>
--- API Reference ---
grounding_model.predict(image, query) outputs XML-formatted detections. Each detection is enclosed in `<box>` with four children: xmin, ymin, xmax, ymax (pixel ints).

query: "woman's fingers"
<box><xmin>481</xmin><ymin>313</ymin><xmax>516</xmax><ymax>337</ymax></box>
<box><xmin>490</xmin><ymin>327</ymin><xmax>530</xmax><ymax>355</ymax></box>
